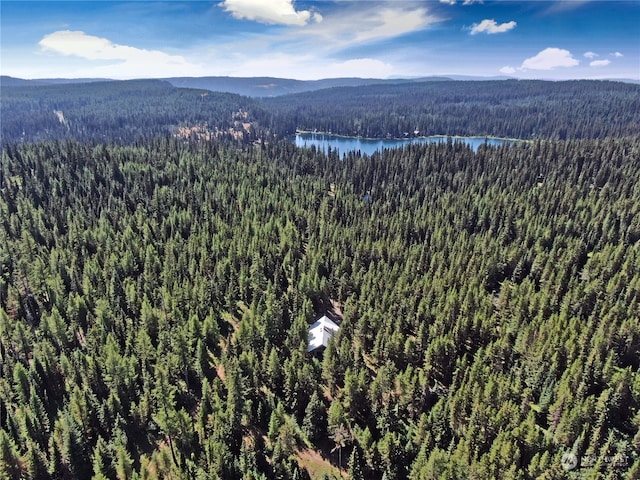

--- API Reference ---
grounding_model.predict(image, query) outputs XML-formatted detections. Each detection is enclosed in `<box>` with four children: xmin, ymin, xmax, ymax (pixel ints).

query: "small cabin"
<box><xmin>307</xmin><ymin>315</ymin><xmax>340</xmax><ymax>353</ymax></box>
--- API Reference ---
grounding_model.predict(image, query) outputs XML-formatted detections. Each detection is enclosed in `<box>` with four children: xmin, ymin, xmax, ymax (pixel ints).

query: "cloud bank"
<box><xmin>590</xmin><ymin>59</ymin><xmax>610</xmax><ymax>67</ymax></box>
<box><xmin>470</xmin><ymin>19</ymin><xmax>516</xmax><ymax>35</ymax></box>
<box><xmin>38</xmin><ymin>30</ymin><xmax>202</xmax><ymax>77</ymax></box>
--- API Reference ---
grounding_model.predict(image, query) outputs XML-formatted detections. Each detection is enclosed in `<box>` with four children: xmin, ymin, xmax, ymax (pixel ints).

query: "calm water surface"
<box><xmin>294</xmin><ymin>133</ymin><xmax>511</xmax><ymax>155</ymax></box>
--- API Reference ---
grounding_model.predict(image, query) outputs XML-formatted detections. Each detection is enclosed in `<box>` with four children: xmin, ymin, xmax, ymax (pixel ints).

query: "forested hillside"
<box><xmin>260</xmin><ymin>80</ymin><xmax>640</xmax><ymax>140</ymax></box>
<box><xmin>1</xmin><ymin>134</ymin><xmax>639</xmax><ymax>478</ymax></box>
<box><xmin>3</xmin><ymin>79</ymin><xmax>640</xmax><ymax>145</ymax></box>
<box><xmin>0</xmin><ymin>80</ymin><xmax>262</xmax><ymax>144</ymax></box>
<box><xmin>1</xmin><ymin>77</ymin><xmax>639</xmax><ymax>479</ymax></box>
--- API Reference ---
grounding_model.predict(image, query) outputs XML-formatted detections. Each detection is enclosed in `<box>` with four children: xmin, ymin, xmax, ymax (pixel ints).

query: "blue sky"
<box><xmin>1</xmin><ymin>1</ymin><xmax>638</xmax><ymax>80</ymax></box>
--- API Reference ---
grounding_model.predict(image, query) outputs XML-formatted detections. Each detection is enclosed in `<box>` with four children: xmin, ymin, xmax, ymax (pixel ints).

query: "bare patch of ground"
<box><xmin>295</xmin><ymin>448</ymin><xmax>344</xmax><ymax>479</ymax></box>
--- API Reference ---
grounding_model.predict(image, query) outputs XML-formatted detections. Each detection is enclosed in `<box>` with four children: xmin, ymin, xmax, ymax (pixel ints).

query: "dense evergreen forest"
<box><xmin>3</xmin><ymin>79</ymin><xmax>640</xmax><ymax>144</ymax></box>
<box><xmin>0</xmin><ymin>79</ymin><xmax>639</xmax><ymax>479</ymax></box>
<box><xmin>259</xmin><ymin>80</ymin><xmax>640</xmax><ymax>140</ymax></box>
<box><xmin>0</xmin><ymin>80</ymin><xmax>262</xmax><ymax>144</ymax></box>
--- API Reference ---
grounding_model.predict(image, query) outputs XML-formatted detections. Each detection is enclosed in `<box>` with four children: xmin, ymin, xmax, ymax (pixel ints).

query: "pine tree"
<box><xmin>302</xmin><ymin>390</ymin><xmax>326</xmax><ymax>444</ymax></box>
<box><xmin>112</xmin><ymin>422</ymin><xmax>134</xmax><ymax>480</ymax></box>
<box><xmin>0</xmin><ymin>428</ymin><xmax>23</xmax><ymax>480</ymax></box>
<box><xmin>348</xmin><ymin>444</ymin><xmax>366</xmax><ymax>480</ymax></box>
<box><xmin>91</xmin><ymin>436</ymin><xmax>112</xmax><ymax>480</ymax></box>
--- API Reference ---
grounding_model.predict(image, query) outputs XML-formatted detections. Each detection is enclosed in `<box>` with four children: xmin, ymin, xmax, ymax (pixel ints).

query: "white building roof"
<box><xmin>307</xmin><ymin>315</ymin><xmax>340</xmax><ymax>352</ymax></box>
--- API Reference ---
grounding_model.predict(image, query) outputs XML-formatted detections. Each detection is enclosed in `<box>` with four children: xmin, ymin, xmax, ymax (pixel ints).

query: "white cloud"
<box><xmin>38</xmin><ymin>30</ymin><xmax>202</xmax><ymax>78</ymax></box>
<box><xmin>221</xmin><ymin>0</ymin><xmax>321</xmax><ymax>26</ymax></box>
<box><xmin>441</xmin><ymin>0</ymin><xmax>484</xmax><ymax>4</ymax></box>
<box><xmin>500</xmin><ymin>66</ymin><xmax>516</xmax><ymax>74</ymax></box>
<box><xmin>214</xmin><ymin>51</ymin><xmax>394</xmax><ymax>80</ymax></box>
<box><xmin>470</xmin><ymin>19</ymin><xmax>517</xmax><ymax>35</ymax></box>
<box><xmin>583</xmin><ymin>51</ymin><xmax>598</xmax><ymax>58</ymax></box>
<box><xmin>354</xmin><ymin>7</ymin><xmax>437</xmax><ymax>43</ymax></box>
<box><xmin>590</xmin><ymin>59</ymin><xmax>610</xmax><ymax>67</ymax></box>
<box><xmin>543</xmin><ymin>0</ymin><xmax>593</xmax><ymax>14</ymax></box>
<box><xmin>325</xmin><ymin>58</ymin><xmax>394</xmax><ymax>78</ymax></box>
<box><xmin>612</xmin><ymin>51</ymin><xmax>623</xmax><ymax>57</ymax></box>
<box><xmin>521</xmin><ymin>48</ymin><xmax>579</xmax><ymax>70</ymax></box>
<box><xmin>300</xmin><ymin>5</ymin><xmax>439</xmax><ymax>48</ymax></box>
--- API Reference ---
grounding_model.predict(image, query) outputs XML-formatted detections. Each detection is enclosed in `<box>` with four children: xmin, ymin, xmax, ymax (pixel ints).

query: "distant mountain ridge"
<box><xmin>2</xmin><ymin>75</ymin><xmax>453</xmax><ymax>97</ymax></box>
<box><xmin>3</xmin><ymin>74</ymin><xmax>638</xmax><ymax>97</ymax></box>
<box><xmin>164</xmin><ymin>76</ymin><xmax>455</xmax><ymax>96</ymax></box>
<box><xmin>0</xmin><ymin>76</ymin><xmax>111</xmax><ymax>87</ymax></box>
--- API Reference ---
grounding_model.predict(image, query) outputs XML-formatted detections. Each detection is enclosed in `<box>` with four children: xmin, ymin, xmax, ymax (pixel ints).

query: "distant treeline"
<box><xmin>259</xmin><ymin>79</ymin><xmax>640</xmax><ymax>140</ymax></box>
<box><xmin>2</xmin><ymin>79</ymin><xmax>640</xmax><ymax>144</ymax></box>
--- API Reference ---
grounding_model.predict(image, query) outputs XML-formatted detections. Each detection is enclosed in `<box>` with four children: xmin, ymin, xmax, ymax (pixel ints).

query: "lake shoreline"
<box><xmin>295</xmin><ymin>129</ymin><xmax>527</xmax><ymax>144</ymax></box>
<box><xmin>294</xmin><ymin>130</ymin><xmax>525</xmax><ymax>155</ymax></box>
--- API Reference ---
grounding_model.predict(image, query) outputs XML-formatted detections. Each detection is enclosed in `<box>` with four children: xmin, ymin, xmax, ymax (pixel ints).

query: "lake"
<box><xmin>294</xmin><ymin>132</ymin><xmax>512</xmax><ymax>155</ymax></box>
